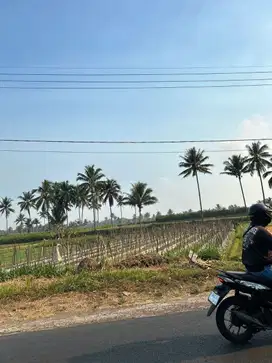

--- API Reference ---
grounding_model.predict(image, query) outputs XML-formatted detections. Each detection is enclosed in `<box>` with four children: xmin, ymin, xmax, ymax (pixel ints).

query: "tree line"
<box><xmin>0</xmin><ymin>165</ymin><xmax>158</xmax><ymax>232</ymax></box>
<box><xmin>178</xmin><ymin>141</ymin><xmax>272</xmax><ymax>221</ymax></box>
<box><xmin>1</xmin><ymin>140</ymin><xmax>270</xmax><ymax>232</ymax></box>
<box><xmin>157</xmin><ymin>205</ymin><xmax>247</xmax><ymax>223</ymax></box>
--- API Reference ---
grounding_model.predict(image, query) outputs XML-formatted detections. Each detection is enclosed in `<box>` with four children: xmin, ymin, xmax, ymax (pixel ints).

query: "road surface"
<box><xmin>0</xmin><ymin>310</ymin><xmax>272</xmax><ymax>362</ymax></box>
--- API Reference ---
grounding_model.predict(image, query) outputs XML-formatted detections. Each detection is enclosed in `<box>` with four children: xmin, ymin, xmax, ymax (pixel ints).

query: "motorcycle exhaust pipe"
<box><xmin>232</xmin><ymin>311</ymin><xmax>265</xmax><ymax>329</ymax></box>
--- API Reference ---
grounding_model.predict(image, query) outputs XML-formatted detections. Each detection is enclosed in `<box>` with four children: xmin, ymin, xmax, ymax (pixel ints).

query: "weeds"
<box><xmin>198</xmin><ymin>245</ymin><xmax>221</xmax><ymax>260</ymax></box>
<box><xmin>0</xmin><ymin>259</ymin><xmax>244</xmax><ymax>303</ymax></box>
<box><xmin>224</xmin><ymin>223</ymin><xmax>245</xmax><ymax>261</ymax></box>
<box><xmin>0</xmin><ymin>264</ymin><xmax>73</xmax><ymax>282</ymax></box>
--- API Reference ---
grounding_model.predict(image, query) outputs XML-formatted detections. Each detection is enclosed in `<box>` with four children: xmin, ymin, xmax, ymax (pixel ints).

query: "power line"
<box><xmin>2</xmin><ymin>77</ymin><xmax>272</xmax><ymax>84</ymax></box>
<box><xmin>0</xmin><ymin>138</ymin><xmax>271</xmax><ymax>145</ymax></box>
<box><xmin>2</xmin><ymin>65</ymin><xmax>272</xmax><ymax>70</ymax></box>
<box><xmin>1</xmin><ymin>70</ymin><xmax>272</xmax><ymax>77</ymax></box>
<box><xmin>2</xmin><ymin>83</ymin><xmax>272</xmax><ymax>90</ymax></box>
<box><xmin>0</xmin><ymin>148</ymin><xmax>251</xmax><ymax>154</ymax></box>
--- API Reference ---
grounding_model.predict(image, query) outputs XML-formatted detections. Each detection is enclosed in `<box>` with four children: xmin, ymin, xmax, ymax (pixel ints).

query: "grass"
<box><xmin>0</xmin><ymin>260</ymin><xmax>243</xmax><ymax>303</ymax></box>
<box><xmin>0</xmin><ymin>250</ymin><xmax>245</xmax><ymax>326</ymax></box>
<box><xmin>0</xmin><ymin>255</ymin><xmax>244</xmax><ymax>300</ymax></box>
<box><xmin>224</xmin><ymin>223</ymin><xmax>246</xmax><ymax>261</ymax></box>
<box><xmin>197</xmin><ymin>245</ymin><xmax>221</xmax><ymax>260</ymax></box>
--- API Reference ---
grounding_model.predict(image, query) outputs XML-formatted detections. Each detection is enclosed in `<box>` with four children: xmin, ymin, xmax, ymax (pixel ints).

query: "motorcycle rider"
<box><xmin>242</xmin><ymin>203</ymin><xmax>272</xmax><ymax>280</ymax></box>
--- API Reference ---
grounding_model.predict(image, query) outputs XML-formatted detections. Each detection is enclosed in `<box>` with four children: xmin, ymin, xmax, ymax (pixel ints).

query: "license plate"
<box><xmin>208</xmin><ymin>291</ymin><xmax>220</xmax><ymax>306</ymax></box>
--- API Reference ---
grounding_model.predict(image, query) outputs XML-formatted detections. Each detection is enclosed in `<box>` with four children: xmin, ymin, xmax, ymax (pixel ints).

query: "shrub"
<box><xmin>197</xmin><ymin>245</ymin><xmax>221</xmax><ymax>260</ymax></box>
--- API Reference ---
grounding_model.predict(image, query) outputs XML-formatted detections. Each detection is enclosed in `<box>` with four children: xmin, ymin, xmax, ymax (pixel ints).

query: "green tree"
<box><xmin>246</xmin><ymin>141</ymin><xmax>272</xmax><ymax>202</ymax></box>
<box><xmin>32</xmin><ymin>218</ymin><xmax>40</xmax><ymax>230</ymax></box>
<box><xmin>33</xmin><ymin>180</ymin><xmax>52</xmax><ymax>224</ymax></box>
<box><xmin>117</xmin><ymin>194</ymin><xmax>126</xmax><ymax>223</ymax></box>
<box><xmin>18</xmin><ymin>190</ymin><xmax>36</xmax><ymax>218</ymax></box>
<box><xmin>144</xmin><ymin>212</ymin><xmax>151</xmax><ymax>221</ymax></box>
<box><xmin>167</xmin><ymin>209</ymin><xmax>174</xmax><ymax>216</ymax></box>
<box><xmin>124</xmin><ymin>182</ymin><xmax>158</xmax><ymax>223</ymax></box>
<box><xmin>39</xmin><ymin>210</ymin><xmax>48</xmax><ymax>226</ymax></box>
<box><xmin>0</xmin><ymin>197</ymin><xmax>15</xmax><ymax>232</ymax></box>
<box><xmin>48</xmin><ymin>200</ymin><xmax>67</xmax><ymax>226</ymax></box>
<box><xmin>221</xmin><ymin>154</ymin><xmax>249</xmax><ymax>209</ymax></box>
<box><xmin>73</xmin><ymin>184</ymin><xmax>89</xmax><ymax>222</ymax></box>
<box><xmin>77</xmin><ymin>165</ymin><xmax>105</xmax><ymax>228</ymax></box>
<box><xmin>124</xmin><ymin>191</ymin><xmax>138</xmax><ymax>223</ymax></box>
<box><xmin>15</xmin><ymin>213</ymin><xmax>26</xmax><ymax>233</ymax></box>
<box><xmin>25</xmin><ymin>218</ymin><xmax>33</xmax><ymax>233</ymax></box>
<box><xmin>178</xmin><ymin>147</ymin><xmax>213</xmax><ymax>222</ymax></box>
<box><xmin>101</xmin><ymin>179</ymin><xmax>121</xmax><ymax>226</ymax></box>
<box><xmin>57</xmin><ymin>181</ymin><xmax>74</xmax><ymax>225</ymax></box>
<box><xmin>262</xmin><ymin>164</ymin><xmax>272</xmax><ymax>192</ymax></box>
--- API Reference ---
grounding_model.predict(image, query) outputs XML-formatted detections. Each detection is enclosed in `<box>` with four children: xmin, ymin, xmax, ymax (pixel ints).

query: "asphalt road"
<box><xmin>1</xmin><ymin>310</ymin><xmax>272</xmax><ymax>363</ymax></box>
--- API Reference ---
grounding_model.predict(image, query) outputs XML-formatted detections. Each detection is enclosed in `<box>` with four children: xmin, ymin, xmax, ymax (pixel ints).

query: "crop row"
<box><xmin>0</xmin><ymin>220</ymin><xmax>235</xmax><ymax>270</ymax></box>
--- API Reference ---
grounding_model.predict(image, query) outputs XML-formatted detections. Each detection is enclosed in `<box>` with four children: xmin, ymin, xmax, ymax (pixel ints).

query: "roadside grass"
<box><xmin>197</xmin><ymin>245</ymin><xmax>221</xmax><ymax>260</ymax></box>
<box><xmin>0</xmin><ymin>258</ymin><xmax>244</xmax><ymax>303</ymax></box>
<box><xmin>223</xmin><ymin>223</ymin><xmax>246</xmax><ymax>261</ymax></box>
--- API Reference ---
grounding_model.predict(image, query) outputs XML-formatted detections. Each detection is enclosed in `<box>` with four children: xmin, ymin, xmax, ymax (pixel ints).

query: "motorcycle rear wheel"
<box><xmin>216</xmin><ymin>296</ymin><xmax>254</xmax><ymax>345</ymax></box>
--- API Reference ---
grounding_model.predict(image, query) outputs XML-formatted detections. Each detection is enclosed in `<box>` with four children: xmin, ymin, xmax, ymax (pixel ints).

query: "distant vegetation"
<box><xmin>178</xmin><ymin>141</ymin><xmax>272</xmax><ymax>222</ymax></box>
<box><xmin>0</xmin><ymin>165</ymin><xmax>158</xmax><ymax>234</ymax></box>
<box><xmin>156</xmin><ymin>205</ymin><xmax>248</xmax><ymax>223</ymax></box>
<box><xmin>1</xmin><ymin>140</ymin><xmax>272</xmax><ymax>234</ymax></box>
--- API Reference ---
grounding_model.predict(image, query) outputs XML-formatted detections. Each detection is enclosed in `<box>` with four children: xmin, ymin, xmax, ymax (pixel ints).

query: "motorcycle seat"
<box><xmin>225</xmin><ymin>271</ymin><xmax>272</xmax><ymax>289</ymax></box>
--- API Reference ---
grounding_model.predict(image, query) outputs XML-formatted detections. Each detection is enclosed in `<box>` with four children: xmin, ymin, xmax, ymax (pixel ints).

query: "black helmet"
<box><xmin>248</xmin><ymin>203</ymin><xmax>272</xmax><ymax>226</ymax></box>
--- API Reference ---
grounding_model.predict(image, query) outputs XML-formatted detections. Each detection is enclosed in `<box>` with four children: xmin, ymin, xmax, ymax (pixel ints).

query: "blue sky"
<box><xmin>1</xmin><ymin>0</ymin><xmax>272</xmax><ymax>228</ymax></box>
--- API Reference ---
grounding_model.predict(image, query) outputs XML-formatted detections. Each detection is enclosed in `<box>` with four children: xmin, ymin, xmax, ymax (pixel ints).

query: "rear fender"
<box><xmin>207</xmin><ymin>284</ymin><xmax>231</xmax><ymax>317</ymax></box>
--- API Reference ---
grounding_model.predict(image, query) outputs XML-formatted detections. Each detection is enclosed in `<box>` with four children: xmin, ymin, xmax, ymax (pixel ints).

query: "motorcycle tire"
<box><xmin>216</xmin><ymin>296</ymin><xmax>254</xmax><ymax>345</ymax></box>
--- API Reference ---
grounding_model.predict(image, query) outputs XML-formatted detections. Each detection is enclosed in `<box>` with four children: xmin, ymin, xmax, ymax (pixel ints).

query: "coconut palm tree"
<box><xmin>246</xmin><ymin>141</ymin><xmax>272</xmax><ymax>202</ymax></box>
<box><xmin>73</xmin><ymin>184</ymin><xmax>88</xmax><ymax>222</ymax></box>
<box><xmin>262</xmin><ymin>159</ymin><xmax>272</xmax><ymax>191</ymax></box>
<box><xmin>33</xmin><ymin>180</ymin><xmax>52</xmax><ymax>223</ymax></box>
<box><xmin>123</xmin><ymin>189</ymin><xmax>138</xmax><ymax>223</ymax></box>
<box><xmin>32</xmin><ymin>218</ymin><xmax>40</xmax><ymax>231</ymax></box>
<box><xmin>178</xmin><ymin>147</ymin><xmax>213</xmax><ymax>222</ymax></box>
<box><xmin>124</xmin><ymin>182</ymin><xmax>158</xmax><ymax>223</ymax></box>
<box><xmin>48</xmin><ymin>200</ymin><xmax>67</xmax><ymax>226</ymax></box>
<box><xmin>39</xmin><ymin>210</ymin><xmax>48</xmax><ymax>226</ymax></box>
<box><xmin>117</xmin><ymin>194</ymin><xmax>126</xmax><ymax>223</ymax></box>
<box><xmin>15</xmin><ymin>213</ymin><xmax>26</xmax><ymax>233</ymax></box>
<box><xmin>0</xmin><ymin>197</ymin><xmax>15</xmax><ymax>232</ymax></box>
<box><xmin>77</xmin><ymin>165</ymin><xmax>105</xmax><ymax>228</ymax></box>
<box><xmin>92</xmin><ymin>196</ymin><xmax>102</xmax><ymax>224</ymax></box>
<box><xmin>18</xmin><ymin>190</ymin><xmax>36</xmax><ymax>218</ymax></box>
<box><xmin>221</xmin><ymin>154</ymin><xmax>250</xmax><ymax>209</ymax></box>
<box><xmin>101</xmin><ymin>179</ymin><xmax>121</xmax><ymax>226</ymax></box>
<box><xmin>25</xmin><ymin>218</ymin><xmax>33</xmax><ymax>233</ymax></box>
<box><xmin>57</xmin><ymin>181</ymin><xmax>74</xmax><ymax>225</ymax></box>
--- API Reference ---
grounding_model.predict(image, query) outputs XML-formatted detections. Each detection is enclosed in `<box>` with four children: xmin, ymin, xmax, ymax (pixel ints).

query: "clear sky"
<box><xmin>1</xmin><ymin>0</ymin><xmax>272</xmax><ymax>228</ymax></box>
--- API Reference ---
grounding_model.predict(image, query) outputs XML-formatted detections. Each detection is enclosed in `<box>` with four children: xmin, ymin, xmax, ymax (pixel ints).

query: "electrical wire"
<box><xmin>1</xmin><ymin>70</ymin><xmax>272</xmax><ymax>77</ymax></box>
<box><xmin>1</xmin><ymin>83</ymin><xmax>272</xmax><ymax>90</ymax></box>
<box><xmin>2</xmin><ymin>77</ymin><xmax>272</xmax><ymax>84</ymax></box>
<box><xmin>1</xmin><ymin>65</ymin><xmax>272</xmax><ymax>70</ymax></box>
<box><xmin>0</xmin><ymin>148</ymin><xmax>251</xmax><ymax>154</ymax></box>
<box><xmin>0</xmin><ymin>137</ymin><xmax>270</xmax><ymax>144</ymax></box>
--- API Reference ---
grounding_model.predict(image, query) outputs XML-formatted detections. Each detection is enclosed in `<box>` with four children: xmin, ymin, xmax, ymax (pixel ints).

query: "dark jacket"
<box><xmin>242</xmin><ymin>224</ymin><xmax>272</xmax><ymax>272</ymax></box>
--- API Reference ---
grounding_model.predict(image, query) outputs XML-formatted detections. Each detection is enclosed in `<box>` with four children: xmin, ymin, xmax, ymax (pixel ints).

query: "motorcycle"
<box><xmin>207</xmin><ymin>269</ymin><xmax>272</xmax><ymax>344</ymax></box>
